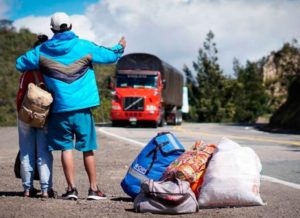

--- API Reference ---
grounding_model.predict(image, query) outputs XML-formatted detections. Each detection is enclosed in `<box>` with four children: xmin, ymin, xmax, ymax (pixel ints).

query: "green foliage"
<box><xmin>264</xmin><ymin>42</ymin><xmax>300</xmax><ymax>112</ymax></box>
<box><xmin>268</xmin><ymin>42</ymin><xmax>300</xmax><ymax>130</ymax></box>
<box><xmin>185</xmin><ymin>31</ymin><xmax>270</xmax><ymax>124</ymax></box>
<box><xmin>0</xmin><ymin>19</ymin><xmax>14</xmax><ymax>31</ymax></box>
<box><xmin>0</xmin><ymin>24</ymin><xmax>36</xmax><ymax>126</ymax></box>
<box><xmin>232</xmin><ymin>60</ymin><xmax>270</xmax><ymax>123</ymax></box>
<box><xmin>184</xmin><ymin>31</ymin><xmax>233</xmax><ymax>122</ymax></box>
<box><xmin>270</xmin><ymin>76</ymin><xmax>300</xmax><ymax>130</ymax></box>
<box><xmin>92</xmin><ymin>64</ymin><xmax>115</xmax><ymax>123</ymax></box>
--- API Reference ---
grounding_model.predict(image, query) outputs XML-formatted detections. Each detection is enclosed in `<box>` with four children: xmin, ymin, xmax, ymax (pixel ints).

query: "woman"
<box><xmin>16</xmin><ymin>35</ymin><xmax>55</xmax><ymax>199</ymax></box>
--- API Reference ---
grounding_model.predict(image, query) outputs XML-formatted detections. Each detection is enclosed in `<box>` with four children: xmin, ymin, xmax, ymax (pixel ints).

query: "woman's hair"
<box><xmin>33</xmin><ymin>34</ymin><xmax>49</xmax><ymax>48</ymax></box>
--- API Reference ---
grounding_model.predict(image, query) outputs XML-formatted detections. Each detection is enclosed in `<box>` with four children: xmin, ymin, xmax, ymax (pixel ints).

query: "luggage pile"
<box><xmin>121</xmin><ymin>132</ymin><xmax>265</xmax><ymax>214</ymax></box>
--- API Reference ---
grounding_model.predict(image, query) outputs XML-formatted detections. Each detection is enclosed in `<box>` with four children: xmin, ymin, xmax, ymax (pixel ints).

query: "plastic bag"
<box><xmin>198</xmin><ymin>137</ymin><xmax>265</xmax><ymax>207</ymax></box>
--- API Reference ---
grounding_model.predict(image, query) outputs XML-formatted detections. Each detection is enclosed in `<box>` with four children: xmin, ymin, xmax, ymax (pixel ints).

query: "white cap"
<box><xmin>50</xmin><ymin>12</ymin><xmax>71</xmax><ymax>31</ymax></box>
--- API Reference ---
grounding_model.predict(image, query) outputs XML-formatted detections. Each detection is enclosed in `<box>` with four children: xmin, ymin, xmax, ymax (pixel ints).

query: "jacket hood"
<box><xmin>41</xmin><ymin>31</ymin><xmax>78</xmax><ymax>55</ymax></box>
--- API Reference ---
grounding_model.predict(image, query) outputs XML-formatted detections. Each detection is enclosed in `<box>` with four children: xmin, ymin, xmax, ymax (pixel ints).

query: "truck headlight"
<box><xmin>146</xmin><ymin>105</ymin><xmax>157</xmax><ymax>111</ymax></box>
<box><xmin>112</xmin><ymin>105</ymin><xmax>121</xmax><ymax>110</ymax></box>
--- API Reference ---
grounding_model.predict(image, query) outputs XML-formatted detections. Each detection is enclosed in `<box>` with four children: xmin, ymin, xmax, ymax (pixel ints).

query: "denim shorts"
<box><xmin>47</xmin><ymin>108</ymin><xmax>98</xmax><ymax>152</ymax></box>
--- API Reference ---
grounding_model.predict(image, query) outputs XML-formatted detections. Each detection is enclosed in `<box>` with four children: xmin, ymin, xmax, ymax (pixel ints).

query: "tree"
<box><xmin>232</xmin><ymin>59</ymin><xmax>270</xmax><ymax>123</ymax></box>
<box><xmin>268</xmin><ymin>41</ymin><xmax>300</xmax><ymax>130</ymax></box>
<box><xmin>0</xmin><ymin>19</ymin><xmax>14</xmax><ymax>31</ymax></box>
<box><xmin>184</xmin><ymin>31</ymin><xmax>230</xmax><ymax>122</ymax></box>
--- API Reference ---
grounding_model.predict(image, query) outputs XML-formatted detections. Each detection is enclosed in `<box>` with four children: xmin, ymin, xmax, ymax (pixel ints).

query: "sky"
<box><xmin>1</xmin><ymin>0</ymin><xmax>300</xmax><ymax>75</ymax></box>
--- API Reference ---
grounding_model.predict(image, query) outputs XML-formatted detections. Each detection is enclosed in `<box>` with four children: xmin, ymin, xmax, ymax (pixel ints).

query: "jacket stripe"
<box><xmin>39</xmin><ymin>55</ymin><xmax>92</xmax><ymax>83</ymax></box>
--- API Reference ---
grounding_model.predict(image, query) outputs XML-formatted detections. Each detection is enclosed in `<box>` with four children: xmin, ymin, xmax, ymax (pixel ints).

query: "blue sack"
<box><xmin>121</xmin><ymin>132</ymin><xmax>185</xmax><ymax>199</ymax></box>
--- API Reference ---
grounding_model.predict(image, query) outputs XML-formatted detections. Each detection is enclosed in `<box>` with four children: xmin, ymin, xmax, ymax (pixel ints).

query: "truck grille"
<box><xmin>123</xmin><ymin>97</ymin><xmax>144</xmax><ymax>111</ymax></box>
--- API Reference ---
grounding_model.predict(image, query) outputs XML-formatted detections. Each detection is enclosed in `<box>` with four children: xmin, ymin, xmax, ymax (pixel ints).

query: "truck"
<box><xmin>110</xmin><ymin>53</ymin><xmax>186</xmax><ymax>127</ymax></box>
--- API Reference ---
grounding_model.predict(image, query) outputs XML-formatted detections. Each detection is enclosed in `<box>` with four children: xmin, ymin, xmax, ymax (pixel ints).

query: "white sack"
<box><xmin>198</xmin><ymin>137</ymin><xmax>265</xmax><ymax>207</ymax></box>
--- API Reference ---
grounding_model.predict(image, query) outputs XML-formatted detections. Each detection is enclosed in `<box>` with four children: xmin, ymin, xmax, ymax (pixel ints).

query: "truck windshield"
<box><xmin>116</xmin><ymin>74</ymin><xmax>158</xmax><ymax>88</ymax></box>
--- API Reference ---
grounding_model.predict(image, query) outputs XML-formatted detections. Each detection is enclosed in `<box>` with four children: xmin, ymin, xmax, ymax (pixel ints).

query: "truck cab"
<box><xmin>110</xmin><ymin>53</ymin><xmax>184</xmax><ymax>127</ymax></box>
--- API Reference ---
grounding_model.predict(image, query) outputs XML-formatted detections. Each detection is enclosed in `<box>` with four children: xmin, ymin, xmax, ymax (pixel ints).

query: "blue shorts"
<box><xmin>47</xmin><ymin>108</ymin><xmax>98</xmax><ymax>152</ymax></box>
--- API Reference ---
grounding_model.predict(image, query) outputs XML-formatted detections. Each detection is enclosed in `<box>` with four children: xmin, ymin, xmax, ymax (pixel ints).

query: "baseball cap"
<box><xmin>50</xmin><ymin>12</ymin><xmax>71</xmax><ymax>31</ymax></box>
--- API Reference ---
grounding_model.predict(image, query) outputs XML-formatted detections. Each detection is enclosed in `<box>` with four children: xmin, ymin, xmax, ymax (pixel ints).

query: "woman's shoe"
<box><xmin>47</xmin><ymin>188</ymin><xmax>58</xmax><ymax>198</ymax></box>
<box><xmin>23</xmin><ymin>188</ymin><xmax>38</xmax><ymax>197</ymax></box>
<box><xmin>41</xmin><ymin>192</ymin><xmax>48</xmax><ymax>200</ymax></box>
<box><xmin>41</xmin><ymin>188</ymin><xmax>58</xmax><ymax>200</ymax></box>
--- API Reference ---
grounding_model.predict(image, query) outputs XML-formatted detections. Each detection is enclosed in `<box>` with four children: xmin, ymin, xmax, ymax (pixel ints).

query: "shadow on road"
<box><xmin>125</xmin><ymin>208</ymin><xmax>135</xmax><ymax>212</ymax></box>
<box><xmin>0</xmin><ymin>191</ymin><xmax>23</xmax><ymax>197</ymax></box>
<box><xmin>254</xmin><ymin>124</ymin><xmax>300</xmax><ymax>135</ymax></box>
<box><xmin>218</xmin><ymin>123</ymin><xmax>300</xmax><ymax>135</ymax></box>
<box><xmin>110</xmin><ymin>197</ymin><xmax>133</xmax><ymax>202</ymax></box>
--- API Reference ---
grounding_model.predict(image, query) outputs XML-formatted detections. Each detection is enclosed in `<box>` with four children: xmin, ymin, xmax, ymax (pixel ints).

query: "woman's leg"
<box><xmin>18</xmin><ymin>119</ymin><xmax>36</xmax><ymax>193</ymax></box>
<box><xmin>36</xmin><ymin>127</ymin><xmax>53</xmax><ymax>194</ymax></box>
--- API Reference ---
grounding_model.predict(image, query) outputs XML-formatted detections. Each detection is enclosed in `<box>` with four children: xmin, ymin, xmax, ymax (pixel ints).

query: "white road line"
<box><xmin>262</xmin><ymin>175</ymin><xmax>300</xmax><ymax>190</ymax></box>
<box><xmin>97</xmin><ymin>127</ymin><xmax>300</xmax><ymax>190</ymax></box>
<box><xmin>97</xmin><ymin>128</ymin><xmax>145</xmax><ymax>147</ymax></box>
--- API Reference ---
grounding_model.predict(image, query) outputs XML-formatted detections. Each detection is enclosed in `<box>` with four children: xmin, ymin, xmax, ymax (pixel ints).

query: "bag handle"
<box><xmin>145</xmin><ymin>132</ymin><xmax>184</xmax><ymax>175</ymax></box>
<box><xmin>157</xmin><ymin>133</ymin><xmax>185</xmax><ymax>155</ymax></box>
<box><xmin>145</xmin><ymin>133</ymin><xmax>171</xmax><ymax>175</ymax></box>
<box><xmin>32</xmin><ymin>71</ymin><xmax>40</xmax><ymax>85</ymax></box>
<box><xmin>32</xmin><ymin>71</ymin><xmax>47</xmax><ymax>89</ymax></box>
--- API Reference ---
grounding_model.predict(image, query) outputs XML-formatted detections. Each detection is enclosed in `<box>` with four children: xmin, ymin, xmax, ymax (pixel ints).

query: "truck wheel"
<box><xmin>112</xmin><ymin>121</ymin><xmax>123</xmax><ymax>127</ymax></box>
<box><xmin>152</xmin><ymin>121</ymin><xmax>158</xmax><ymax>128</ymax></box>
<box><xmin>175</xmin><ymin>111</ymin><xmax>182</xmax><ymax>125</ymax></box>
<box><xmin>159</xmin><ymin>108</ymin><xmax>166</xmax><ymax>127</ymax></box>
<box><xmin>112</xmin><ymin>121</ymin><xmax>118</xmax><ymax>127</ymax></box>
<box><xmin>159</xmin><ymin>118</ymin><xmax>165</xmax><ymax>127</ymax></box>
<box><xmin>158</xmin><ymin>115</ymin><xmax>166</xmax><ymax>127</ymax></box>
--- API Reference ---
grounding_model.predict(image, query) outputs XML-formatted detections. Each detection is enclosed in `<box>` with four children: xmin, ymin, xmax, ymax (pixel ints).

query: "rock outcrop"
<box><xmin>263</xmin><ymin>42</ymin><xmax>300</xmax><ymax>131</ymax></box>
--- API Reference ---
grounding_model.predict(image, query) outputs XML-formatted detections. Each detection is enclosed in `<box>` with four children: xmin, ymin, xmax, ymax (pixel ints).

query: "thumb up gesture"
<box><xmin>119</xmin><ymin>36</ymin><xmax>126</xmax><ymax>49</ymax></box>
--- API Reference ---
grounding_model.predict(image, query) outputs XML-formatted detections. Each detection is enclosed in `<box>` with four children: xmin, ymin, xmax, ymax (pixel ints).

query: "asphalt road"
<box><xmin>0</xmin><ymin>123</ymin><xmax>299</xmax><ymax>217</ymax></box>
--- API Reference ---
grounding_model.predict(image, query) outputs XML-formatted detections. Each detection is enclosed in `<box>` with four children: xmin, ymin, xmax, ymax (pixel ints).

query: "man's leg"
<box><xmin>61</xmin><ymin>150</ymin><xmax>76</xmax><ymax>189</ymax></box>
<box><xmin>74</xmin><ymin>109</ymin><xmax>106</xmax><ymax>200</ymax></box>
<box><xmin>61</xmin><ymin>150</ymin><xmax>78</xmax><ymax>200</ymax></box>
<box><xmin>47</xmin><ymin>111</ymin><xmax>78</xmax><ymax>200</ymax></box>
<box><xmin>83</xmin><ymin>150</ymin><xmax>107</xmax><ymax>200</ymax></box>
<box><xmin>83</xmin><ymin>151</ymin><xmax>97</xmax><ymax>190</ymax></box>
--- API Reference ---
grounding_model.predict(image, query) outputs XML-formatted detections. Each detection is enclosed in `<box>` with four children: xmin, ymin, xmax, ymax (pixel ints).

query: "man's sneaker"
<box><xmin>62</xmin><ymin>187</ymin><xmax>78</xmax><ymax>200</ymax></box>
<box><xmin>87</xmin><ymin>187</ymin><xmax>107</xmax><ymax>200</ymax></box>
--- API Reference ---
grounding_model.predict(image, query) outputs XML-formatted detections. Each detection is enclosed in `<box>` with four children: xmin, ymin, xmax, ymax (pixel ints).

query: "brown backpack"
<box><xmin>18</xmin><ymin>72</ymin><xmax>53</xmax><ymax>128</ymax></box>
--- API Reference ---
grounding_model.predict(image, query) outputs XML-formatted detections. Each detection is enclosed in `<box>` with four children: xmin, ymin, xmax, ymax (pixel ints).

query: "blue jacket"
<box><xmin>16</xmin><ymin>31</ymin><xmax>124</xmax><ymax>113</ymax></box>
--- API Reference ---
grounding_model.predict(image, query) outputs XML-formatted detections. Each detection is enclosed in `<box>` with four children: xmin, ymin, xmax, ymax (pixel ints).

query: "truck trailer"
<box><xmin>110</xmin><ymin>53</ymin><xmax>185</xmax><ymax>127</ymax></box>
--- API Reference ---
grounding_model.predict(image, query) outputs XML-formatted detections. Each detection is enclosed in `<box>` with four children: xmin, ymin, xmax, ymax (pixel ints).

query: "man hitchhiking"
<box><xmin>16</xmin><ymin>12</ymin><xmax>126</xmax><ymax>200</ymax></box>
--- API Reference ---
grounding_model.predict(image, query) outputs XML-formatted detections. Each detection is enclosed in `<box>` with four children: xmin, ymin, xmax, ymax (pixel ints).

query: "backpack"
<box><xmin>18</xmin><ymin>71</ymin><xmax>53</xmax><ymax>128</ymax></box>
<box><xmin>134</xmin><ymin>178</ymin><xmax>199</xmax><ymax>214</ymax></box>
<box><xmin>121</xmin><ymin>132</ymin><xmax>185</xmax><ymax>198</ymax></box>
<box><xmin>14</xmin><ymin>150</ymin><xmax>40</xmax><ymax>180</ymax></box>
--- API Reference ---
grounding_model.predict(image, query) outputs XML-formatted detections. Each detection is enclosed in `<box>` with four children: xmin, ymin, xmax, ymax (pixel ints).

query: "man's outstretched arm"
<box><xmin>90</xmin><ymin>36</ymin><xmax>127</xmax><ymax>64</ymax></box>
